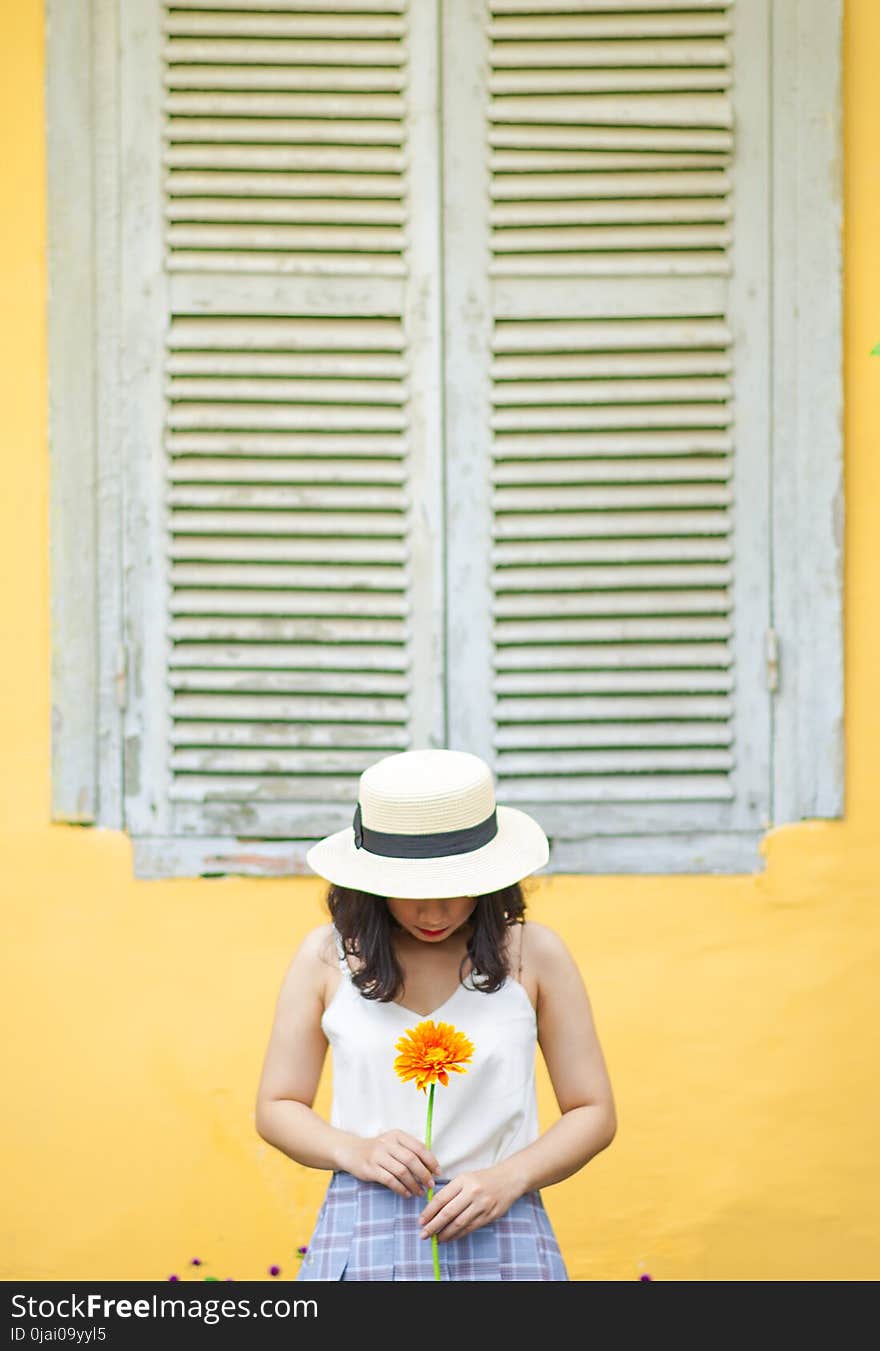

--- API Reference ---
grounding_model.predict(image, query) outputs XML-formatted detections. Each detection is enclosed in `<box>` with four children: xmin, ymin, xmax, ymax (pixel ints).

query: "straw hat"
<box><xmin>305</xmin><ymin>748</ymin><xmax>549</xmax><ymax>899</ymax></box>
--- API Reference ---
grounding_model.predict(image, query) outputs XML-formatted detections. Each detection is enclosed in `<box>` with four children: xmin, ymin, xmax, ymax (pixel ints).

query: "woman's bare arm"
<box><xmin>254</xmin><ymin>924</ymin><xmax>348</xmax><ymax>1169</ymax></box>
<box><xmin>255</xmin><ymin>924</ymin><xmax>440</xmax><ymax>1195</ymax></box>
<box><xmin>495</xmin><ymin>921</ymin><xmax>617</xmax><ymax>1195</ymax></box>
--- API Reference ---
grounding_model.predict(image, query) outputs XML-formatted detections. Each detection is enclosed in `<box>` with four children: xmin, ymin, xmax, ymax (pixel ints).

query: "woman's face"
<box><xmin>385</xmin><ymin>895</ymin><xmax>478</xmax><ymax>944</ymax></box>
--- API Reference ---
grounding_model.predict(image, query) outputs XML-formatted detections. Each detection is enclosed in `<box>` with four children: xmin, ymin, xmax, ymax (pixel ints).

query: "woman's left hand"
<box><xmin>419</xmin><ymin>1165</ymin><xmax>521</xmax><ymax>1243</ymax></box>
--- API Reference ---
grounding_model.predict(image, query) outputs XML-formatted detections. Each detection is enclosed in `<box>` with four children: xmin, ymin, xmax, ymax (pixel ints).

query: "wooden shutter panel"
<box><xmin>443</xmin><ymin>0</ymin><xmax>771</xmax><ymax>871</ymax></box>
<box><xmin>121</xmin><ymin>0</ymin><xmax>444</xmax><ymax>869</ymax></box>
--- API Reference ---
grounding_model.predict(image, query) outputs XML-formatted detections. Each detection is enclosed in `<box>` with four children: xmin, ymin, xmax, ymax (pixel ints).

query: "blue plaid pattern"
<box><xmin>296</xmin><ymin>1171</ymin><xmax>569</xmax><ymax>1281</ymax></box>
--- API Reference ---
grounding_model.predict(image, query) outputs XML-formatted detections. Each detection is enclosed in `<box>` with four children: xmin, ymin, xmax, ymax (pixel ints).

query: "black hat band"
<box><xmin>352</xmin><ymin>801</ymin><xmax>498</xmax><ymax>858</ymax></box>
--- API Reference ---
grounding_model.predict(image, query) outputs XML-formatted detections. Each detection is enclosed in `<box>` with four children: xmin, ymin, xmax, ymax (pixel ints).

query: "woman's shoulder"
<box><xmin>287</xmin><ymin>923</ymin><xmax>339</xmax><ymax>981</ymax></box>
<box><xmin>268</xmin><ymin>924</ymin><xmax>340</xmax><ymax>1016</ymax></box>
<box><xmin>300</xmin><ymin>921</ymin><xmax>338</xmax><ymax>963</ymax></box>
<box><xmin>517</xmin><ymin>923</ymin><xmax>590</xmax><ymax>1021</ymax></box>
<box><xmin>521</xmin><ymin>920</ymin><xmax>578</xmax><ymax>977</ymax></box>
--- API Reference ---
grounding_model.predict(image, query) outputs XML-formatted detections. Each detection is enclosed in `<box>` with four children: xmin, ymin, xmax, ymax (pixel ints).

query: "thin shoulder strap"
<box><xmin>513</xmin><ymin>921</ymin><xmax>525</xmax><ymax>981</ymax></box>
<box><xmin>332</xmin><ymin>927</ymin><xmax>351</xmax><ymax>974</ymax></box>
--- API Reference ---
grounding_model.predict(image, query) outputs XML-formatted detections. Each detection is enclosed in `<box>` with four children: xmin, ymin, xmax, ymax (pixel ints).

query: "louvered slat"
<box><xmin>494</xmin><ymin>644</ymin><xmax>731</xmax><ymax>672</ymax></box>
<box><xmin>170</xmin><ymin>669</ymin><xmax>408</xmax><ymax>692</ymax></box>
<box><xmin>171</xmin><ymin>643</ymin><xmax>409</xmax><ymax>671</ymax></box>
<box><xmin>490</xmin><ymin>125</ymin><xmax>732</xmax><ymax>150</ymax></box>
<box><xmin>173</xmin><ymin>0</ymin><xmax>405</xmax><ymax>10</ymax></box>
<box><xmin>169</xmin><ymin>458</ymin><xmax>406</xmax><ymax>482</ymax></box>
<box><xmin>172</xmin><ymin>721</ymin><xmax>409</xmax><ymax>745</ymax></box>
<box><xmin>489</xmin><ymin>14</ymin><xmax>732</xmax><ymax>39</ymax></box>
<box><xmin>165</xmin><ymin>13</ymin><xmax>406</xmax><ymax>39</ymax></box>
<box><xmin>492</xmin><ymin>0</ymin><xmax>726</xmax><ymax>11</ymax></box>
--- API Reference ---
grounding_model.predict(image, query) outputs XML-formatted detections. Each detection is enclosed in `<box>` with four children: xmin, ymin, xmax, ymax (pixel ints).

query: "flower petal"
<box><xmin>392</xmin><ymin>1017</ymin><xmax>475</xmax><ymax>1091</ymax></box>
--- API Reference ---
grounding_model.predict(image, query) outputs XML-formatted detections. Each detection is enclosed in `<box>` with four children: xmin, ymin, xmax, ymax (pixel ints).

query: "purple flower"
<box><xmin>639</xmin><ymin>1273</ymin><xmax>652</xmax><ymax>1282</ymax></box>
<box><xmin>168</xmin><ymin>1275</ymin><xmax>179</xmax><ymax>1283</ymax></box>
<box><xmin>190</xmin><ymin>1258</ymin><xmax>202</xmax><ymax>1267</ymax></box>
<box><xmin>269</xmin><ymin>1265</ymin><xmax>280</xmax><ymax>1277</ymax></box>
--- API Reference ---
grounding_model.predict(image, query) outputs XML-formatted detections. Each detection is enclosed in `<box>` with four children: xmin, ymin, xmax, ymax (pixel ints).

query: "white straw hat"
<box><xmin>305</xmin><ymin>748</ymin><xmax>549</xmax><ymax>899</ymax></box>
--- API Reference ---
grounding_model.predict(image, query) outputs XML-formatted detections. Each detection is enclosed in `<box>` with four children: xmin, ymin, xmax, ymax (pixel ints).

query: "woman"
<box><xmin>255</xmin><ymin>748</ymin><xmax>617</xmax><ymax>1281</ymax></box>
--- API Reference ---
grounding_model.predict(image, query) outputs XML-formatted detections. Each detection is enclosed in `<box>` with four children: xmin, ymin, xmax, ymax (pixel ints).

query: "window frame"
<box><xmin>47</xmin><ymin>0</ymin><xmax>844</xmax><ymax>877</ymax></box>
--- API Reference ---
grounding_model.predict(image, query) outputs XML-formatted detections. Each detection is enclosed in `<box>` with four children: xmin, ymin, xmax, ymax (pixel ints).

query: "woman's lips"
<box><xmin>416</xmin><ymin>926</ymin><xmax>448</xmax><ymax>937</ymax></box>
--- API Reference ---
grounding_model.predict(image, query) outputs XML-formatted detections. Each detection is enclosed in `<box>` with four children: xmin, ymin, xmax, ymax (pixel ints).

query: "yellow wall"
<box><xmin>2</xmin><ymin>1</ymin><xmax>878</xmax><ymax>1282</ymax></box>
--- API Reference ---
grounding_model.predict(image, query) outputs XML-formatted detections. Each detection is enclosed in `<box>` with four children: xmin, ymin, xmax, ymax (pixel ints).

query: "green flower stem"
<box><xmin>424</xmin><ymin>1082</ymin><xmax>441</xmax><ymax>1281</ymax></box>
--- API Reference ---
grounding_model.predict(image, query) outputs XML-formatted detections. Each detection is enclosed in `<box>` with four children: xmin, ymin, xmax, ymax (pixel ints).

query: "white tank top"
<box><xmin>321</xmin><ymin>927</ymin><xmax>540</xmax><ymax>1178</ymax></box>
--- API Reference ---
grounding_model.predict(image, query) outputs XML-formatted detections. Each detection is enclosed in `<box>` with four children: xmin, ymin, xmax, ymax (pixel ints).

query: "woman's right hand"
<box><xmin>339</xmin><ymin>1130</ymin><xmax>440</xmax><ymax>1198</ymax></box>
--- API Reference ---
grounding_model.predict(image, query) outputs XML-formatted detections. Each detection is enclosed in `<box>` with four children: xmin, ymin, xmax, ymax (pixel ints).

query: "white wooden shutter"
<box><xmin>120</xmin><ymin>0</ymin><xmax>444</xmax><ymax>872</ymax></box>
<box><xmin>47</xmin><ymin>0</ymin><xmax>842</xmax><ymax>871</ymax></box>
<box><xmin>443</xmin><ymin>0</ymin><xmax>772</xmax><ymax>872</ymax></box>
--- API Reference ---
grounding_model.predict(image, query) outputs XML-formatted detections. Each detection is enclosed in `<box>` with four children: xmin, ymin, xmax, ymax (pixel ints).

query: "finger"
<box><xmin>420</xmin><ymin>1188</ymin><xmax>470</xmax><ymax>1239</ymax></box>
<box><xmin>419</xmin><ymin>1180</ymin><xmax>460</xmax><ymax>1227</ymax></box>
<box><xmin>381</xmin><ymin>1154</ymin><xmax>422</xmax><ymax>1196</ymax></box>
<box><xmin>385</xmin><ymin>1150</ymin><xmax>426</xmax><ymax>1196</ymax></box>
<box><xmin>396</xmin><ymin>1133</ymin><xmax>441</xmax><ymax>1176</ymax></box>
<box><xmin>388</xmin><ymin>1145</ymin><xmax>434</xmax><ymax>1191</ymax></box>
<box><xmin>434</xmin><ymin>1203</ymin><xmax>482</xmax><ymax>1243</ymax></box>
<box><xmin>374</xmin><ymin>1165</ymin><xmax>411</xmax><ymax>1198</ymax></box>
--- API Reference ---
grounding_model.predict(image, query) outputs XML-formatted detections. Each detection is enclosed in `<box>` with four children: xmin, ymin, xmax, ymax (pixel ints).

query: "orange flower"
<box><xmin>393</xmin><ymin>1019</ymin><xmax>475</xmax><ymax>1094</ymax></box>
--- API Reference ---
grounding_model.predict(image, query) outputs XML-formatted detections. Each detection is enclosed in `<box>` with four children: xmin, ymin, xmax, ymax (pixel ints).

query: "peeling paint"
<box><xmin>124</xmin><ymin>735</ymin><xmax>141</xmax><ymax>798</ymax></box>
<box><xmin>831</xmin><ymin>478</ymin><xmax>845</xmax><ymax>561</ymax></box>
<box><xmin>203</xmin><ymin>853</ymin><xmax>304</xmax><ymax>875</ymax></box>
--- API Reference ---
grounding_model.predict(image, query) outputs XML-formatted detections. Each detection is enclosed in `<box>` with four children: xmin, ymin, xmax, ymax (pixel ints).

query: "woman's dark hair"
<box><xmin>326</xmin><ymin>883</ymin><xmax>529</xmax><ymax>1003</ymax></box>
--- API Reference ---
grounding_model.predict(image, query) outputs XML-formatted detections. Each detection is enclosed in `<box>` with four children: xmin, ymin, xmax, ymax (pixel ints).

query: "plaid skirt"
<box><xmin>296</xmin><ymin>1170</ymin><xmax>569</xmax><ymax>1282</ymax></box>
